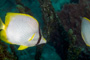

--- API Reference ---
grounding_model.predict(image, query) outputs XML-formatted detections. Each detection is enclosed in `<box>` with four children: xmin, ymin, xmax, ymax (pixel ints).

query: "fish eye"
<box><xmin>0</xmin><ymin>29</ymin><xmax>3</xmax><ymax>31</ymax></box>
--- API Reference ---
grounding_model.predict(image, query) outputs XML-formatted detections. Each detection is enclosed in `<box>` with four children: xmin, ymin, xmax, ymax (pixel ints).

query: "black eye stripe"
<box><xmin>0</xmin><ymin>29</ymin><xmax>3</xmax><ymax>31</ymax></box>
<box><xmin>36</xmin><ymin>25</ymin><xmax>41</xmax><ymax>45</ymax></box>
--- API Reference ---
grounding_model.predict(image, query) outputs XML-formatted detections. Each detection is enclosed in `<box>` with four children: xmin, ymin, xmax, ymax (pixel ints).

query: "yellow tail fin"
<box><xmin>0</xmin><ymin>18</ymin><xmax>12</xmax><ymax>44</ymax></box>
<box><xmin>0</xmin><ymin>30</ymin><xmax>12</xmax><ymax>44</ymax></box>
<box><xmin>0</xmin><ymin>18</ymin><xmax>5</xmax><ymax>30</ymax></box>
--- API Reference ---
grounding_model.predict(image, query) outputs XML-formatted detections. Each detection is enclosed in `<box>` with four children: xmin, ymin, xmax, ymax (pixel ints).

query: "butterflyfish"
<box><xmin>81</xmin><ymin>17</ymin><xmax>90</xmax><ymax>46</ymax></box>
<box><xmin>0</xmin><ymin>12</ymin><xmax>47</xmax><ymax>50</ymax></box>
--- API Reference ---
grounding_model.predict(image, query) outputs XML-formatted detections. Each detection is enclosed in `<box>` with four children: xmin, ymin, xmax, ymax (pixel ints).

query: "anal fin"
<box><xmin>18</xmin><ymin>45</ymin><xmax>28</xmax><ymax>50</ymax></box>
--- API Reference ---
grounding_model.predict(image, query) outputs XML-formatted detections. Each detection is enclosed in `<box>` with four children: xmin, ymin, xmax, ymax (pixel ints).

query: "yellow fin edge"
<box><xmin>83</xmin><ymin>17</ymin><xmax>90</xmax><ymax>22</ymax></box>
<box><xmin>81</xmin><ymin>32</ymin><xmax>90</xmax><ymax>47</ymax></box>
<box><xmin>86</xmin><ymin>44</ymin><xmax>90</xmax><ymax>47</ymax></box>
<box><xmin>6</xmin><ymin>12</ymin><xmax>39</xmax><ymax>25</ymax></box>
<box><xmin>18</xmin><ymin>45</ymin><xmax>28</xmax><ymax>50</ymax></box>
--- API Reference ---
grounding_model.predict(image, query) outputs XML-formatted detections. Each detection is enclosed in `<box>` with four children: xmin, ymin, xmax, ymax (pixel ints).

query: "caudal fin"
<box><xmin>0</xmin><ymin>18</ymin><xmax>5</xmax><ymax>30</ymax></box>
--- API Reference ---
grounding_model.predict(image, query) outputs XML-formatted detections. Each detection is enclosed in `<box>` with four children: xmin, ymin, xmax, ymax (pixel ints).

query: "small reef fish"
<box><xmin>81</xmin><ymin>17</ymin><xmax>90</xmax><ymax>46</ymax></box>
<box><xmin>0</xmin><ymin>12</ymin><xmax>47</xmax><ymax>50</ymax></box>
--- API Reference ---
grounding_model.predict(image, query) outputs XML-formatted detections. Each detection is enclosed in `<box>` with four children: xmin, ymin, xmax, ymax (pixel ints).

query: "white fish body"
<box><xmin>81</xmin><ymin>17</ymin><xmax>90</xmax><ymax>46</ymax></box>
<box><xmin>0</xmin><ymin>13</ymin><xmax>46</xmax><ymax>50</ymax></box>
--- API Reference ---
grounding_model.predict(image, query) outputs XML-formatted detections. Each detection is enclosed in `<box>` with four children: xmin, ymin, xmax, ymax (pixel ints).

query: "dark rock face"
<box><xmin>57</xmin><ymin>0</ymin><xmax>90</xmax><ymax>60</ymax></box>
<box><xmin>70</xmin><ymin>0</ymin><xmax>79</xmax><ymax>3</ymax></box>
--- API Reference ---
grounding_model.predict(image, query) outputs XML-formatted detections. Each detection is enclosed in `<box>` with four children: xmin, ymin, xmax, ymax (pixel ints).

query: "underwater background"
<box><xmin>0</xmin><ymin>0</ymin><xmax>90</xmax><ymax>60</ymax></box>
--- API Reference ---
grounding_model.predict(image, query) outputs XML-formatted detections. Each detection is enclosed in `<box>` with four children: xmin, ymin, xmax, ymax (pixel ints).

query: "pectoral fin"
<box><xmin>28</xmin><ymin>33</ymin><xmax>35</xmax><ymax>41</ymax></box>
<box><xmin>18</xmin><ymin>45</ymin><xmax>28</xmax><ymax>50</ymax></box>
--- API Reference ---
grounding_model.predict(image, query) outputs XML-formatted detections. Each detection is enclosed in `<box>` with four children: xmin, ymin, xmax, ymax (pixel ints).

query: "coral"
<box><xmin>67</xmin><ymin>46</ymin><xmax>81</xmax><ymax>60</ymax></box>
<box><xmin>67</xmin><ymin>29</ymin><xmax>81</xmax><ymax>60</ymax></box>
<box><xmin>38</xmin><ymin>0</ymin><xmax>70</xmax><ymax>60</ymax></box>
<box><xmin>57</xmin><ymin>0</ymin><xmax>90</xmax><ymax>46</ymax></box>
<box><xmin>16</xmin><ymin>4</ymin><xmax>25</xmax><ymax>13</ymax></box>
<box><xmin>0</xmin><ymin>39</ymin><xmax>17</xmax><ymax>60</ymax></box>
<box><xmin>16</xmin><ymin>0</ymin><xmax>33</xmax><ymax>15</ymax></box>
<box><xmin>78</xmin><ymin>47</ymin><xmax>90</xmax><ymax>60</ymax></box>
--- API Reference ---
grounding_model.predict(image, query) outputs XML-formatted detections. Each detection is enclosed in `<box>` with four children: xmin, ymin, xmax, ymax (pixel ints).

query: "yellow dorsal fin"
<box><xmin>83</xmin><ymin>17</ymin><xmax>90</xmax><ymax>22</ymax></box>
<box><xmin>18</xmin><ymin>45</ymin><xmax>28</xmax><ymax>50</ymax></box>
<box><xmin>28</xmin><ymin>33</ymin><xmax>35</xmax><ymax>41</ymax></box>
<box><xmin>5</xmin><ymin>12</ymin><xmax>39</xmax><ymax>26</ymax></box>
<box><xmin>5</xmin><ymin>13</ymin><xmax>17</xmax><ymax>26</ymax></box>
<box><xmin>0</xmin><ymin>18</ymin><xmax>5</xmax><ymax>30</ymax></box>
